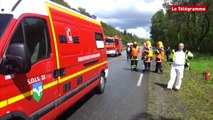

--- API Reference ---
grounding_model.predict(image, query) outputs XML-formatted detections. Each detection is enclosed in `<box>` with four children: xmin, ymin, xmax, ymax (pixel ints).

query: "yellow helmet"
<box><xmin>157</xmin><ymin>41</ymin><xmax>163</xmax><ymax>48</ymax></box>
<box><xmin>146</xmin><ymin>41</ymin><xmax>151</xmax><ymax>47</ymax></box>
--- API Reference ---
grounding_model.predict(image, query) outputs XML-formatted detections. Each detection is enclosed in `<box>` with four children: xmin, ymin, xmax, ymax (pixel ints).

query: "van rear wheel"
<box><xmin>95</xmin><ymin>73</ymin><xmax>106</xmax><ymax>94</ymax></box>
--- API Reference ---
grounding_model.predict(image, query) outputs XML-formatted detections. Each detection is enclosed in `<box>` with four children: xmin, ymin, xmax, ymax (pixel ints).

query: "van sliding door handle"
<box><xmin>53</xmin><ymin>68</ymin><xmax>65</xmax><ymax>78</ymax></box>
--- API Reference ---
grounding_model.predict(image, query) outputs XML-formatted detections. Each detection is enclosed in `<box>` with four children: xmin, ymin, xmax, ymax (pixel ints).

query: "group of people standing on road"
<box><xmin>126</xmin><ymin>41</ymin><xmax>165</xmax><ymax>73</ymax></box>
<box><xmin>126</xmin><ymin>41</ymin><xmax>194</xmax><ymax>91</ymax></box>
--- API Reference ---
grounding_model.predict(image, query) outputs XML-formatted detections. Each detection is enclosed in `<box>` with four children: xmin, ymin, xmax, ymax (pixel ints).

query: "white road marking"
<box><xmin>137</xmin><ymin>73</ymin><xmax>143</xmax><ymax>87</ymax></box>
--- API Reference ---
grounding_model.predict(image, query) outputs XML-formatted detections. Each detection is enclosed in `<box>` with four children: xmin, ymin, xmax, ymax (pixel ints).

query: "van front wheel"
<box><xmin>95</xmin><ymin>73</ymin><xmax>106</xmax><ymax>94</ymax></box>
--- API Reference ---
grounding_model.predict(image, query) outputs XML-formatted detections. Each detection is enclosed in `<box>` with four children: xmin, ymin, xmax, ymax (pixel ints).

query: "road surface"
<box><xmin>57</xmin><ymin>51</ymin><xmax>149</xmax><ymax>120</ymax></box>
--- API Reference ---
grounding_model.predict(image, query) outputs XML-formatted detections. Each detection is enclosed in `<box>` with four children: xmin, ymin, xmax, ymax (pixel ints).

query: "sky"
<box><xmin>64</xmin><ymin>0</ymin><xmax>164</xmax><ymax>39</ymax></box>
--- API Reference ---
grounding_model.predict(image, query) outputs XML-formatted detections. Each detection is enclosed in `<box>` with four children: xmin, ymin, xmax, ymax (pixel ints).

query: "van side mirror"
<box><xmin>0</xmin><ymin>43</ymin><xmax>31</xmax><ymax>75</ymax></box>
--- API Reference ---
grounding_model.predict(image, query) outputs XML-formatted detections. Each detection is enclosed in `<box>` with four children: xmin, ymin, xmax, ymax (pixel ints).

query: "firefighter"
<box><xmin>184</xmin><ymin>50</ymin><xmax>193</xmax><ymax>70</ymax></box>
<box><xmin>167</xmin><ymin>43</ymin><xmax>193</xmax><ymax>91</ymax></box>
<box><xmin>155</xmin><ymin>41</ymin><xmax>164</xmax><ymax>74</ymax></box>
<box><xmin>141</xmin><ymin>41</ymin><xmax>153</xmax><ymax>72</ymax></box>
<box><xmin>130</xmin><ymin>41</ymin><xmax>139</xmax><ymax>71</ymax></box>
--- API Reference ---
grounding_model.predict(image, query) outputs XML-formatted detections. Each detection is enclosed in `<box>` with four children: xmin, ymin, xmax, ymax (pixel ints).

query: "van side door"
<box><xmin>0</xmin><ymin>16</ymin><xmax>58</xmax><ymax>119</ymax></box>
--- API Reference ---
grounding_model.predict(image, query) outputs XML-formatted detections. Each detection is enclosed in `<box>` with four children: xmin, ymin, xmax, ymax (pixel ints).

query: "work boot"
<box><xmin>143</xmin><ymin>69</ymin><xmax>148</xmax><ymax>73</ymax></box>
<box><xmin>131</xmin><ymin>66</ymin><xmax>134</xmax><ymax>71</ymax></box>
<box><xmin>148</xmin><ymin>68</ymin><xmax>150</xmax><ymax>72</ymax></box>
<box><xmin>155</xmin><ymin>68</ymin><xmax>158</xmax><ymax>73</ymax></box>
<box><xmin>173</xmin><ymin>87</ymin><xmax>179</xmax><ymax>92</ymax></box>
<box><xmin>160</xmin><ymin>69</ymin><xmax>163</xmax><ymax>74</ymax></box>
<box><xmin>165</xmin><ymin>88</ymin><xmax>172</xmax><ymax>91</ymax></box>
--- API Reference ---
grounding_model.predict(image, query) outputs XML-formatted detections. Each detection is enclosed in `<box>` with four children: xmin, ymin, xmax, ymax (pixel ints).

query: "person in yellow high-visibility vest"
<box><xmin>155</xmin><ymin>41</ymin><xmax>164</xmax><ymax>74</ymax></box>
<box><xmin>141</xmin><ymin>41</ymin><xmax>153</xmax><ymax>72</ymax></box>
<box><xmin>130</xmin><ymin>41</ymin><xmax>139</xmax><ymax>71</ymax></box>
<box><xmin>184</xmin><ymin>50</ymin><xmax>193</xmax><ymax>70</ymax></box>
<box><xmin>167</xmin><ymin>43</ymin><xmax>193</xmax><ymax>91</ymax></box>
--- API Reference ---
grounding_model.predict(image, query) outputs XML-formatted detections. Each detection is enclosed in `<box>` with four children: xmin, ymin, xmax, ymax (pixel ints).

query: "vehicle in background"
<box><xmin>105</xmin><ymin>36</ymin><xmax>122</xmax><ymax>56</ymax></box>
<box><xmin>127</xmin><ymin>42</ymin><xmax>133</xmax><ymax>47</ymax></box>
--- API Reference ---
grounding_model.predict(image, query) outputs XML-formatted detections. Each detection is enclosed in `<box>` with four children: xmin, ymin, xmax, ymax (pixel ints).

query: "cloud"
<box><xmin>97</xmin><ymin>10</ymin><xmax>152</xmax><ymax>29</ymax></box>
<box><xmin>128</xmin><ymin>27</ymin><xmax>151</xmax><ymax>39</ymax></box>
<box><xmin>65</xmin><ymin>0</ymin><xmax>163</xmax><ymax>38</ymax></box>
<box><xmin>114</xmin><ymin>26</ymin><xmax>151</xmax><ymax>39</ymax></box>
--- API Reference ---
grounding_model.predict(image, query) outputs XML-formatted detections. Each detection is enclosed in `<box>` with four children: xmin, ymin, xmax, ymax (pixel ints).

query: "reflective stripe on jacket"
<box><xmin>155</xmin><ymin>49</ymin><xmax>164</xmax><ymax>62</ymax></box>
<box><xmin>185</xmin><ymin>50</ymin><xmax>193</xmax><ymax>61</ymax></box>
<box><xmin>169</xmin><ymin>49</ymin><xmax>193</xmax><ymax>63</ymax></box>
<box><xmin>142</xmin><ymin>47</ymin><xmax>153</xmax><ymax>58</ymax></box>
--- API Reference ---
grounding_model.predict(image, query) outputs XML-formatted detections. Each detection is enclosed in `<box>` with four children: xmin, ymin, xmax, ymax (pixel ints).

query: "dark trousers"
<box><xmin>144</xmin><ymin>61</ymin><xmax>151</xmax><ymax>72</ymax></box>
<box><xmin>155</xmin><ymin>62</ymin><xmax>163</xmax><ymax>73</ymax></box>
<box><xmin>127</xmin><ymin>52</ymin><xmax>130</xmax><ymax>61</ymax></box>
<box><xmin>131</xmin><ymin>57</ymin><xmax>138</xmax><ymax>70</ymax></box>
<box><xmin>185</xmin><ymin>62</ymin><xmax>190</xmax><ymax>70</ymax></box>
<box><xmin>166</xmin><ymin>53</ymin><xmax>170</xmax><ymax>62</ymax></box>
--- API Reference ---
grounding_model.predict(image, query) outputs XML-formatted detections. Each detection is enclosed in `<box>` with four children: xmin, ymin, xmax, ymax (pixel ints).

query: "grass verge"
<box><xmin>147</xmin><ymin>54</ymin><xmax>213</xmax><ymax>119</ymax></box>
<box><xmin>179</xmin><ymin>54</ymin><xmax>213</xmax><ymax>119</ymax></box>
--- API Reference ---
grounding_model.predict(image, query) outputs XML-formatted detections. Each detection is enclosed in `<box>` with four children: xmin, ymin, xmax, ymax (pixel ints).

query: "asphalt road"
<box><xmin>57</xmin><ymin>51</ymin><xmax>149</xmax><ymax>120</ymax></box>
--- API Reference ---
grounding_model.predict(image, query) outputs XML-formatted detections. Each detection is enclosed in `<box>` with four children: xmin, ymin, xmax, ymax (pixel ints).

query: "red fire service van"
<box><xmin>0</xmin><ymin>0</ymin><xmax>108</xmax><ymax>120</ymax></box>
<box><xmin>105</xmin><ymin>36</ymin><xmax>122</xmax><ymax>56</ymax></box>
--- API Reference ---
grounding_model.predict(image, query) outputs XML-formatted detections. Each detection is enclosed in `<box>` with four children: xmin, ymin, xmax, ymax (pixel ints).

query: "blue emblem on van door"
<box><xmin>32</xmin><ymin>82</ymin><xmax>43</xmax><ymax>102</ymax></box>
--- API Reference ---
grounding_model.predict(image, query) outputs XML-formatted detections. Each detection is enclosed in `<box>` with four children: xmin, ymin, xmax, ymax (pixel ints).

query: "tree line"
<box><xmin>150</xmin><ymin>0</ymin><xmax>213</xmax><ymax>54</ymax></box>
<box><xmin>51</xmin><ymin>0</ymin><xmax>144</xmax><ymax>46</ymax></box>
<box><xmin>101</xmin><ymin>22</ymin><xmax>144</xmax><ymax>46</ymax></box>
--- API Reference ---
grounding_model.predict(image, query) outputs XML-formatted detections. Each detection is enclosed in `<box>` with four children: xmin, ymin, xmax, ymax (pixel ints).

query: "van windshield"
<box><xmin>0</xmin><ymin>14</ymin><xmax>13</xmax><ymax>40</ymax></box>
<box><xmin>106</xmin><ymin>39</ymin><xmax>114</xmax><ymax>45</ymax></box>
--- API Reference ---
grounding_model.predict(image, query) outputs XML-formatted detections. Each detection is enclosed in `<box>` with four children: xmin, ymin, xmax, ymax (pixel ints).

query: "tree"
<box><xmin>50</xmin><ymin>0</ymin><xmax>71</xmax><ymax>8</ymax></box>
<box><xmin>150</xmin><ymin>9</ymin><xmax>168</xmax><ymax>46</ymax></box>
<box><xmin>124</xmin><ymin>30</ymin><xmax>127</xmax><ymax>35</ymax></box>
<box><xmin>151</xmin><ymin>0</ymin><xmax>213</xmax><ymax>53</ymax></box>
<box><xmin>78</xmin><ymin>7</ymin><xmax>91</xmax><ymax>17</ymax></box>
